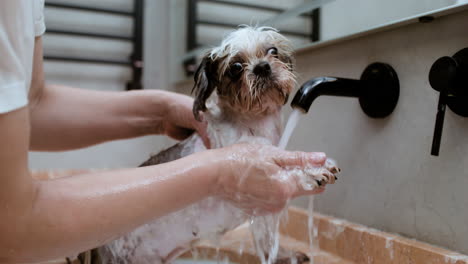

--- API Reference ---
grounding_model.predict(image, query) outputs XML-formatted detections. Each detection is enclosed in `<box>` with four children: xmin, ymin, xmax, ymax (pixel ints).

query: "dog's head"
<box><xmin>192</xmin><ymin>26</ymin><xmax>295</xmax><ymax>121</ymax></box>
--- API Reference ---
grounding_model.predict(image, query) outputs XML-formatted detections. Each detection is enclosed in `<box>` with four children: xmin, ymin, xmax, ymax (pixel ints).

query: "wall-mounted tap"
<box><xmin>429</xmin><ymin>48</ymin><xmax>468</xmax><ymax>156</ymax></box>
<box><xmin>291</xmin><ymin>62</ymin><xmax>400</xmax><ymax>118</ymax></box>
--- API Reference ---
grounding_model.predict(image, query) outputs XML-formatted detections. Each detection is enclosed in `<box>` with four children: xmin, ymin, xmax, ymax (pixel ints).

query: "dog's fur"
<box><xmin>96</xmin><ymin>26</ymin><xmax>338</xmax><ymax>263</ymax></box>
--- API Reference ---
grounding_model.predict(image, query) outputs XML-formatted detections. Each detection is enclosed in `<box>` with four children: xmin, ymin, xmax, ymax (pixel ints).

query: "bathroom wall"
<box><xmin>29</xmin><ymin>0</ymin><xmax>174</xmax><ymax>169</ymax></box>
<box><xmin>173</xmin><ymin>6</ymin><xmax>468</xmax><ymax>255</ymax></box>
<box><xmin>31</xmin><ymin>1</ymin><xmax>468</xmax><ymax>256</ymax></box>
<box><xmin>290</xmin><ymin>8</ymin><xmax>468</xmax><ymax>254</ymax></box>
<box><xmin>321</xmin><ymin>0</ymin><xmax>459</xmax><ymax>40</ymax></box>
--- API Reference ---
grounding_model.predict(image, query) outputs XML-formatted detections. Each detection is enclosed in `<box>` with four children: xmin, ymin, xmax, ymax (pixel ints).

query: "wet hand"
<box><xmin>212</xmin><ymin>143</ymin><xmax>339</xmax><ymax>215</ymax></box>
<box><xmin>159</xmin><ymin>92</ymin><xmax>210</xmax><ymax>147</ymax></box>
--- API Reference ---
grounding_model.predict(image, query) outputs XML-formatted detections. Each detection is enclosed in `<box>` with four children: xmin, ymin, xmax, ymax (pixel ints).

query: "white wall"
<box><xmin>29</xmin><ymin>0</ymin><xmax>174</xmax><ymax>169</ymax></box>
<box><xmin>321</xmin><ymin>0</ymin><xmax>459</xmax><ymax>41</ymax></box>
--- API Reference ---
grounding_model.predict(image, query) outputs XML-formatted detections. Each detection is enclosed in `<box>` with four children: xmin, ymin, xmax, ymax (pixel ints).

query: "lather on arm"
<box><xmin>0</xmin><ymin>107</ymin><xmax>217</xmax><ymax>260</ymax></box>
<box><xmin>0</xmin><ymin>107</ymin><xmax>326</xmax><ymax>261</ymax></box>
<box><xmin>0</xmin><ymin>108</ymin><xmax>219</xmax><ymax>261</ymax></box>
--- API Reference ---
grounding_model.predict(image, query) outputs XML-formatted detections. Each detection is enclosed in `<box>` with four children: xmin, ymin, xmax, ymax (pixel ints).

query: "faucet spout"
<box><xmin>291</xmin><ymin>77</ymin><xmax>361</xmax><ymax>113</ymax></box>
<box><xmin>291</xmin><ymin>62</ymin><xmax>400</xmax><ymax>118</ymax></box>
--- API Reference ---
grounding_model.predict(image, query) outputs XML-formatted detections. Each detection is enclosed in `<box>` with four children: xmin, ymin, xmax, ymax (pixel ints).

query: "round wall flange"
<box><xmin>359</xmin><ymin>63</ymin><xmax>400</xmax><ymax>118</ymax></box>
<box><xmin>447</xmin><ymin>48</ymin><xmax>468</xmax><ymax>117</ymax></box>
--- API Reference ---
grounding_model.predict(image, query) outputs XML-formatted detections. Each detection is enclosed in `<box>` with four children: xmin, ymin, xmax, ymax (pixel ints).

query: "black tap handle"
<box><xmin>430</xmin><ymin>89</ymin><xmax>447</xmax><ymax>156</ymax></box>
<box><xmin>428</xmin><ymin>56</ymin><xmax>458</xmax><ymax>156</ymax></box>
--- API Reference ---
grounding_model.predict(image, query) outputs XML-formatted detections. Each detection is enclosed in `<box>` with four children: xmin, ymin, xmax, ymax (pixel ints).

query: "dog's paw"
<box><xmin>325</xmin><ymin>158</ymin><xmax>341</xmax><ymax>175</ymax></box>
<box><xmin>295</xmin><ymin>158</ymin><xmax>341</xmax><ymax>190</ymax></box>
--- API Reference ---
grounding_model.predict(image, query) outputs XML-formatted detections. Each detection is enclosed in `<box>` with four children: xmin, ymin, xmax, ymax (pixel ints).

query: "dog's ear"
<box><xmin>192</xmin><ymin>55</ymin><xmax>218</xmax><ymax>121</ymax></box>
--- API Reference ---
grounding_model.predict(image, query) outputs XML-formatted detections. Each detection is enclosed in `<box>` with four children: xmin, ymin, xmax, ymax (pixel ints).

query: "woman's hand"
<box><xmin>157</xmin><ymin>92</ymin><xmax>210</xmax><ymax>148</ymax></box>
<box><xmin>29</xmin><ymin>86</ymin><xmax>212</xmax><ymax>151</ymax></box>
<box><xmin>211</xmin><ymin>144</ymin><xmax>339</xmax><ymax>215</ymax></box>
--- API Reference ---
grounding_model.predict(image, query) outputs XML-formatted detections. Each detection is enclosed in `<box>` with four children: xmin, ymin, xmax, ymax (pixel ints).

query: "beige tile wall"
<box><xmin>173</xmin><ymin>8</ymin><xmax>468</xmax><ymax>254</ymax></box>
<box><xmin>290</xmin><ymin>9</ymin><xmax>468</xmax><ymax>254</ymax></box>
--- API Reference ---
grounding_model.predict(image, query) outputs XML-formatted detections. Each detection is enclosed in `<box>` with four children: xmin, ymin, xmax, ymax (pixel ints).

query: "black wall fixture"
<box><xmin>44</xmin><ymin>0</ymin><xmax>144</xmax><ymax>90</ymax></box>
<box><xmin>291</xmin><ymin>63</ymin><xmax>400</xmax><ymax>118</ymax></box>
<box><xmin>429</xmin><ymin>48</ymin><xmax>468</xmax><ymax>156</ymax></box>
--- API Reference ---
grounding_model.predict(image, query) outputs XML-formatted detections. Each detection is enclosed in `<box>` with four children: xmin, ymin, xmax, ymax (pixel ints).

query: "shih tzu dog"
<box><xmin>95</xmin><ymin>26</ymin><xmax>339</xmax><ymax>264</ymax></box>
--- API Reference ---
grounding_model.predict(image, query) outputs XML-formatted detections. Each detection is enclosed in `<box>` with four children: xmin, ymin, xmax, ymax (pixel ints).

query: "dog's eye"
<box><xmin>267</xmin><ymin>47</ymin><xmax>278</xmax><ymax>57</ymax></box>
<box><xmin>228</xmin><ymin>62</ymin><xmax>243</xmax><ymax>78</ymax></box>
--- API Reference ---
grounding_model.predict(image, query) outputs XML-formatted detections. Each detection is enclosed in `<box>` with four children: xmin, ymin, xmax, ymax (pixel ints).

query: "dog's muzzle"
<box><xmin>253</xmin><ymin>61</ymin><xmax>271</xmax><ymax>77</ymax></box>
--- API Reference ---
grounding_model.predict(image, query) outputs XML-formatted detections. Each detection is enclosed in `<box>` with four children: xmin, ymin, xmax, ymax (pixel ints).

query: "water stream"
<box><xmin>279</xmin><ymin>109</ymin><xmax>315</xmax><ymax>264</ymax></box>
<box><xmin>307</xmin><ymin>196</ymin><xmax>315</xmax><ymax>262</ymax></box>
<box><xmin>250</xmin><ymin>109</ymin><xmax>316</xmax><ymax>264</ymax></box>
<box><xmin>278</xmin><ymin>110</ymin><xmax>302</xmax><ymax>150</ymax></box>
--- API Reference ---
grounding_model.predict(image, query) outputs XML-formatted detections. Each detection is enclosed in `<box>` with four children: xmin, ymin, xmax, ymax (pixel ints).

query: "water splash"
<box><xmin>250</xmin><ymin>211</ymin><xmax>286</xmax><ymax>264</ymax></box>
<box><xmin>249</xmin><ymin>109</ymin><xmax>313</xmax><ymax>264</ymax></box>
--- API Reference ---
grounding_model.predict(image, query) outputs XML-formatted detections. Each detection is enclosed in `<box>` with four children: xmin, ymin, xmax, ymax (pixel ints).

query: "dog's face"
<box><xmin>192</xmin><ymin>26</ymin><xmax>295</xmax><ymax>120</ymax></box>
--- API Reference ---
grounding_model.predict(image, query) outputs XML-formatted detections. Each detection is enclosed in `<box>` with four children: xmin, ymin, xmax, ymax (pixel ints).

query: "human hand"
<box><xmin>158</xmin><ymin>92</ymin><xmax>210</xmax><ymax>147</ymax></box>
<box><xmin>211</xmin><ymin>143</ymin><xmax>339</xmax><ymax>215</ymax></box>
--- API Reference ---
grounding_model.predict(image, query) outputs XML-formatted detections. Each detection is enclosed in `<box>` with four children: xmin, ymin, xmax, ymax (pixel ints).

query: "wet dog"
<box><xmin>97</xmin><ymin>26</ymin><xmax>339</xmax><ymax>263</ymax></box>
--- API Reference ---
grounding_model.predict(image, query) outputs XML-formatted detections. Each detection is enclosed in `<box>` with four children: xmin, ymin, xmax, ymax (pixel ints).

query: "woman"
<box><xmin>0</xmin><ymin>1</ymin><xmax>328</xmax><ymax>262</ymax></box>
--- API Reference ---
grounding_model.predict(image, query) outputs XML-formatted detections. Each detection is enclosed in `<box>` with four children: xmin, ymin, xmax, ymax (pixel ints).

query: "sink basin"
<box><xmin>174</xmin><ymin>206</ymin><xmax>468</xmax><ymax>264</ymax></box>
<box><xmin>34</xmin><ymin>170</ymin><xmax>468</xmax><ymax>264</ymax></box>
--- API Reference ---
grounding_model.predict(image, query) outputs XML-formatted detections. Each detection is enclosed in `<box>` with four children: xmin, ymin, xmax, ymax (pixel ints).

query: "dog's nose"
<box><xmin>253</xmin><ymin>61</ymin><xmax>271</xmax><ymax>77</ymax></box>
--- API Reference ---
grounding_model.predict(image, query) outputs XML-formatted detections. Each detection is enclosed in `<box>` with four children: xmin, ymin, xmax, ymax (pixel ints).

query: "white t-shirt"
<box><xmin>0</xmin><ymin>0</ymin><xmax>45</xmax><ymax>114</ymax></box>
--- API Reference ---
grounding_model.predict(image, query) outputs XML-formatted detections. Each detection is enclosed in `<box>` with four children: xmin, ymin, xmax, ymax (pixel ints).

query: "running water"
<box><xmin>279</xmin><ymin>109</ymin><xmax>315</xmax><ymax>264</ymax></box>
<box><xmin>307</xmin><ymin>196</ymin><xmax>315</xmax><ymax>263</ymax></box>
<box><xmin>278</xmin><ymin>109</ymin><xmax>303</xmax><ymax>149</ymax></box>
<box><xmin>250</xmin><ymin>109</ymin><xmax>317</xmax><ymax>264</ymax></box>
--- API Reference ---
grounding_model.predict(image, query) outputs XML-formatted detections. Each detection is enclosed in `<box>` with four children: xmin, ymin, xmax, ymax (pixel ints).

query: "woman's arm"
<box><xmin>0</xmin><ymin>107</ymin><xmax>218</xmax><ymax>261</ymax></box>
<box><xmin>1</xmin><ymin>107</ymin><xmax>329</xmax><ymax>262</ymax></box>
<box><xmin>29</xmin><ymin>39</ymin><xmax>208</xmax><ymax>151</ymax></box>
<box><xmin>29</xmin><ymin>84</ymin><xmax>206</xmax><ymax>150</ymax></box>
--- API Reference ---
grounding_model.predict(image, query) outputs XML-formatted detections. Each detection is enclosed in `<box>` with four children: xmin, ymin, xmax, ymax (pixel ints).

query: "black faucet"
<box><xmin>428</xmin><ymin>48</ymin><xmax>468</xmax><ymax>156</ymax></box>
<box><xmin>291</xmin><ymin>62</ymin><xmax>400</xmax><ymax>118</ymax></box>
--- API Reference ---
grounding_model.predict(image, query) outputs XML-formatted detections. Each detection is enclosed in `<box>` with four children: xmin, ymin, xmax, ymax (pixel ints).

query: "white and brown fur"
<box><xmin>96</xmin><ymin>26</ymin><xmax>338</xmax><ymax>264</ymax></box>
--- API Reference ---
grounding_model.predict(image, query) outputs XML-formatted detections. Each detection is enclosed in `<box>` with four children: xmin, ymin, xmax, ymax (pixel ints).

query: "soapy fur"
<box><xmin>98</xmin><ymin>26</ymin><xmax>339</xmax><ymax>264</ymax></box>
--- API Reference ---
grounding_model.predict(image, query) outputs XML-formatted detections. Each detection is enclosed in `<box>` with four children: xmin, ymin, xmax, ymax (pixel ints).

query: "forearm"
<box><xmin>2</xmin><ymin>150</ymin><xmax>219</xmax><ymax>262</ymax></box>
<box><xmin>29</xmin><ymin>84</ymin><xmax>172</xmax><ymax>151</ymax></box>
